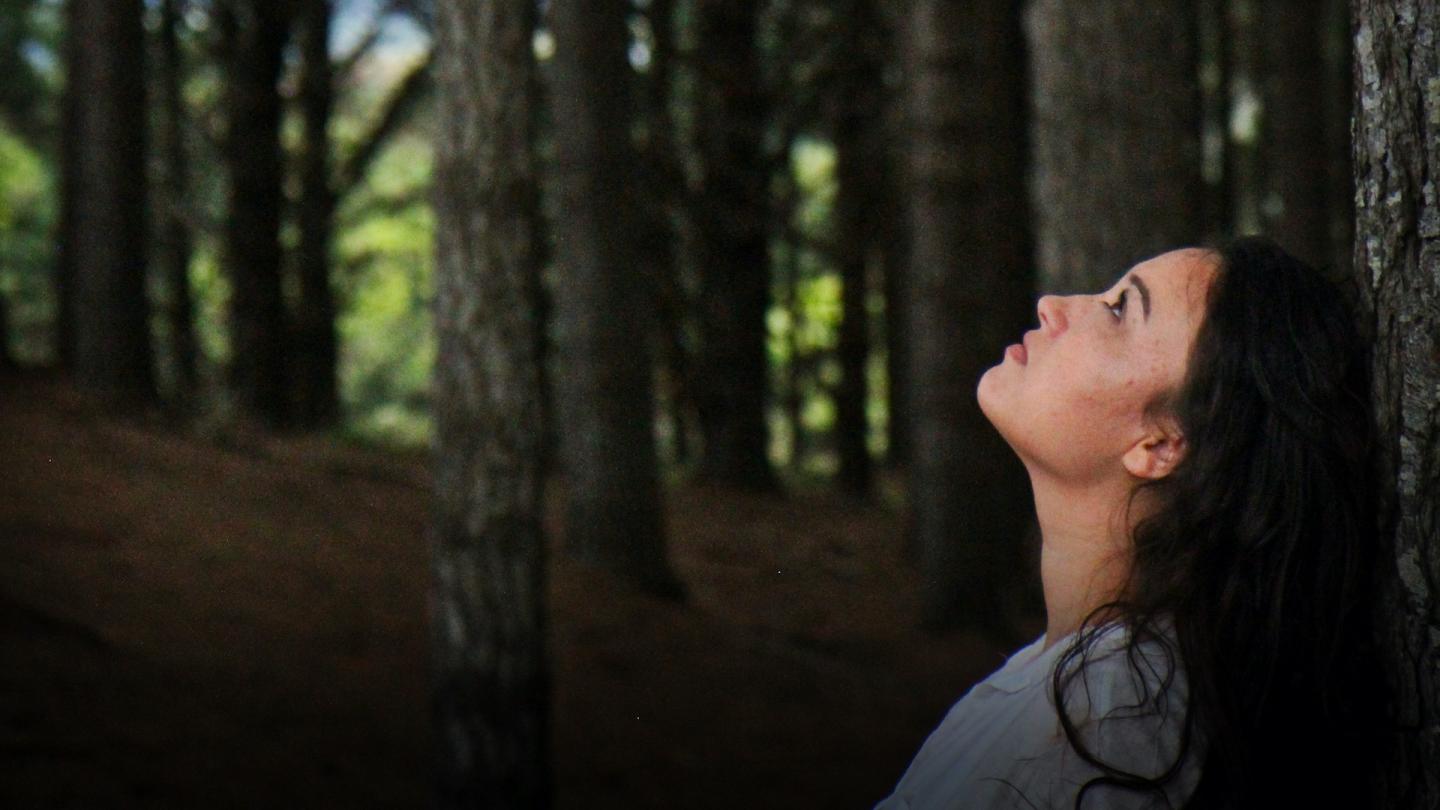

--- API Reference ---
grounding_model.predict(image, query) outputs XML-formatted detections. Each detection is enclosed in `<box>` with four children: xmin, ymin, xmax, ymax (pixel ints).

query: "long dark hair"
<box><xmin>1050</xmin><ymin>237</ymin><xmax>1393</xmax><ymax>808</ymax></box>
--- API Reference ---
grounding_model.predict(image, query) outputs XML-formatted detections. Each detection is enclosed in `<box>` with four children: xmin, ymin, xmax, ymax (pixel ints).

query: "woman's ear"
<box><xmin>1122</xmin><ymin>419</ymin><xmax>1187</xmax><ymax>480</ymax></box>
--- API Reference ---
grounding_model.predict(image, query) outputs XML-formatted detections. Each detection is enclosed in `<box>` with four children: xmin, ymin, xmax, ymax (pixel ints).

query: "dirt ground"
<box><xmin>0</xmin><ymin>372</ymin><xmax>1040</xmax><ymax>808</ymax></box>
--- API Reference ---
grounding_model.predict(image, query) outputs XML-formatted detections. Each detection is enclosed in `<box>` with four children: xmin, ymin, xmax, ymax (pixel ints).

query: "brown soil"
<box><xmin>0</xmin><ymin>372</ymin><xmax>1039</xmax><ymax>808</ymax></box>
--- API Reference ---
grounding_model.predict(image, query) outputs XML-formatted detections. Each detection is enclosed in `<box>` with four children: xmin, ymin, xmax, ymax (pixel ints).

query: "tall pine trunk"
<box><xmin>156</xmin><ymin>0</ymin><xmax>199</xmax><ymax>401</ymax></box>
<box><xmin>293</xmin><ymin>0</ymin><xmax>340</xmax><ymax>428</ymax></box>
<box><xmin>1352</xmin><ymin>3</ymin><xmax>1440</xmax><ymax>805</ymax></box>
<box><xmin>431</xmin><ymin>0</ymin><xmax>550</xmax><ymax>805</ymax></box>
<box><xmin>638</xmin><ymin>0</ymin><xmax>697</xmax><ymax>471</ymax></box>
<box><xmin>221</xmin><ymin>0</ymin><xmax>290</xmax><ymax>427</ymax></box>
<box><xmin>907</xmin><ymin>1</ymin><xmax>1034</xmax><ymax>635</ymax></box>
<box><xmin>1026</xmin><ymin>0</ymin><xmax>1204</xmax><ymax>292</ymax></box>
<box><xmin>1257</xmin><ymin>0</ymin><xmax>1331</xmax><ymax>267</ymax></box>
<box><xmin>1323</xmin><ymin>0</ymin><xmax>1354</xmax><ymax>277</ymax></box>
<box><xmin>832</xmin><ymin>0</ymin><xmax>885</xmax><ymax>500</ymax></box>
<box><xmin>64</xmin><ymin>0</ymin><xmax>155</xmax><ymax>405</ymax></box>
<box><xmin>548</xmin><ymin>0</ymin><xmax>684</xmax><ymax>598</ymax></box>
<box><xmin>692</xmin><ymin>0</ymin><xmax>777</xmax><ymax>490</ymax></box>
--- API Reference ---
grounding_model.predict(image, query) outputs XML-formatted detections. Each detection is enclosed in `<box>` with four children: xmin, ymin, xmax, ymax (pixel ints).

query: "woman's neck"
<box><xmin>1031</xmin><ymin>473</ymin><xmax>1138</xmax><ymax>651</ymax></box>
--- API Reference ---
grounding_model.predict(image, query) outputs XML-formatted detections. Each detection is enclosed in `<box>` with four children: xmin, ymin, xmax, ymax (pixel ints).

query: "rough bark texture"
<box><xmin>1258</xmin><ymin>0</ymin><xmax>1332</xmax><ymax>267</ymax></box>
<box><xmin>156</xmin><ymin>0</ymin><xmax>199</xmax><ymax>401</ymax></box>
<box><xmin>221</xmin><ymin>0</ymin><xmax>290</xmax><ymax>427</ymax></box>
<box><xmin>292</xmin><ymin>0</ymin><xmax>340</xmax><ymax>428</ymax></box>
<box><xmin>1026</xmin><ymin>0</ymin><xmax>1204</xmax><ymax>293</ymax></box>
<box><xmin>547</xmin><ymin>0</ymin><xmax>684</xmax><ymax>597</ymax></box>
<box><xmin>1352</xmin><ymin>2</ymin><xmax>1440</xmax><ymax>806</ymax></box>
<box><xmin>64</xmin><ymin>0</ymin><xmax>155</xmax><ymax>405</ymax></box>
<box><xmin>692</xmin><ymin>0</ymin><xmax>777</xmax><ymax>490</ymax></box>
<box><xmin>431</xmin><ymin>1</ymin><xmax>549</xmax><ymax>806</ymax></box>
<box><xmin>907</xmin><ymin>1</ymin><xmax>1034</xmax><ymax>635</ymax></box>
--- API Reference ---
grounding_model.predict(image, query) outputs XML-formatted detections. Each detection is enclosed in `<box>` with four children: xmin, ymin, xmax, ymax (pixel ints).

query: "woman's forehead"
<box><xmin>1122</xmin><ymin>249</ymin><xmax>1218</xmax><ymax>317</ymax></box>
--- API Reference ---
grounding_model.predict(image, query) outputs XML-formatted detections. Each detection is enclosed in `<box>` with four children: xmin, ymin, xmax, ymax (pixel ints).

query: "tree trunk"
<box><xmin>1026</xmin><ymin>0</ymin><xmax>1204</xmax><ymax>292</ymax></box>
<box><xmin>292</xmin><ymin>0</ymin><xmax>340</xmax><ymax>428</ymax></box>
<box><xmin>1197</xmin><ymin>0</ymin><xmax>1232</xmax><ymax>241</ymax></box>
<box><xmin>64</xmin><ymin>0</ymin><xmax>155</xmax><ymax>405</ymax></box>
<box><xmin>431</xmin><ymin>1</ymin><xmax>550</xmax><ymax>806</ymax></box>
<box><xmin>547</xmin><ymin>0</ymin><xmax>684</xmax><ymax>598</ymax></box>
<box><xmin>55</xmin><ymin>16</ymin><xmax>77</xmax><ymax>371</ymax></box>
<box><xmin>221</xmin><ymin>0</ymin><xmax>291</xmax><ymax>427</ymax></box>
<box><xmin>1352</xmin><ymin>3</ymin><xmax>1440</xmax><ymax>806</ymax></box>
<box><xmin>692</xmin><ymin>0</ymin><xmax>777</xmax><ymax>490</ymax></box>
<box><xmin>1257</xmin><ymin>0</ymin><xmax>1331</xmax><ymax>267</ymax></box>
<box><xmin>907</xmin><ymin>0</ymin><xmax>1034</xmax><ymax>636</ymax></box>
<box><xmin>156</xmin><ymin>0</ymin><xmax>199</xmax><ymax>402</ymax></box>
<box><xmin>638</xmin><ymin>0</ymin><xmax>697</xmax><ymax>471</ymax></box>
<box><xmin>832</xmin><ymin>0</ymin><xmax>885</xmax><ymax>500</ymax></box>
<box><xmin>0</xmin><ymin>288</ymin><xmax>11</xmax><ymax>370</ymax></box>
<box><xmin>881</xmin><ymin>109</ymin><xmax>913</xmax><ymax>471</ymax></box>
<box><xmin>1323</xmin><ymin>0</ymin><xmax>1354</xmax><ymax>278</ymax></box>
<box><xmin>1226</xmin><ymin>0</ymin><xmax>1264</xmax><ymax>236</ymax></box>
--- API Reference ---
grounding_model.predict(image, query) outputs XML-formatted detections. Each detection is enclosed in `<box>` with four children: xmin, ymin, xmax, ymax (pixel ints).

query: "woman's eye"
<box><xmin>1107</xmin><ymin>290</ymin><xmax>1128</xmax><ymax>321</ymax></box>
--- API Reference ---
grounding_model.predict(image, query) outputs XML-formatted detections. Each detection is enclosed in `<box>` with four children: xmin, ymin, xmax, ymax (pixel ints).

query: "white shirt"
<box><xmin>874</xmin><ymin>620</ymin><xmax>1201</xmax><ymax>810</ymax></box>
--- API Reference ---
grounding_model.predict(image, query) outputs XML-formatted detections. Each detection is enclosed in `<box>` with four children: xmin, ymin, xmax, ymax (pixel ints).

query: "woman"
<box><xmin>876</xmin><ymin>238</ymin><xmax>1391</xmax><ymax>809</ymax></box>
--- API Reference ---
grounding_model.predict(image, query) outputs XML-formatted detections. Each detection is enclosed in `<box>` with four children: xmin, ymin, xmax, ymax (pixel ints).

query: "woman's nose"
<box><xmin>1037</xmin><ymin>294</ymin><xmax>1068</xmax><ymax>334</ymax></box>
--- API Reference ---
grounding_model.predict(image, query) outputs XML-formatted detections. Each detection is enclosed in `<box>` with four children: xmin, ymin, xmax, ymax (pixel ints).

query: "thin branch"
<box><xmin>334</xmin><ymin>48</ymin><xmax>436</xmax><ymax>195</ymax></box>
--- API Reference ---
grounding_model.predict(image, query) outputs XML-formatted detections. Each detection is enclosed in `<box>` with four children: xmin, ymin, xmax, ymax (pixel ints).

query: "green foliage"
<box><xmin>0</xmin><ymin>119</ymin><xmax>54</xmax><ymax>364</ymax></box>
<box><xmin>335</xmin><ymin>130</ymin><xmax>434</xmax><ymax>446</ymax></box>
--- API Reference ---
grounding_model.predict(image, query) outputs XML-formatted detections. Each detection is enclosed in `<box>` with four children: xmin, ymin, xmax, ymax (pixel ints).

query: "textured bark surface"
<box><xmin>431</xmin><ymin>1</ymin><xmax>549</xmax><ymax>806</ymax></box>
<box><xmin>1026</xmin><ymin>0</ymin><xmax>1204</xmax><ymax>293</ymax></box>
<box><xmin>1258</xmin><ymin>0</ymin><xmax>1332</xmax><ymax>267</ymax></box>
<box><xmin>692</xmin><ymin>0</ymin><xmax>777</xmax><ymax>490</ymax></box>
<box><xmin>907</xmin><ymin>0</ymin><xmax>1034</xmax><ymax>634</ymax></box>
<box><xmin>64</xmin><ymin>0</ymin><xmax>155</xmax><ymax>404</ymax></box>
<box><xmin>156</xmin><ymin>0</ymin><xmax>198</xmax><ymax>400</ymax></box>
<box><xmin>221</xmin><ymin>0</ymin><xmax>290</xmax><ymax>426</ymax></box>
<box><xmin>1352</xmin><ymin>2</ymin><xmax>1440</xmax><ymax>806</ymax></box>
<box><xmin>547</xmin><ymin>0</ymin><xmax>683</xmax><ymax>597</ymax></box>
<box><xmin>292</xmin><ymin>0</ymin><xmax>340</xmax><ymax>428</ymax></box>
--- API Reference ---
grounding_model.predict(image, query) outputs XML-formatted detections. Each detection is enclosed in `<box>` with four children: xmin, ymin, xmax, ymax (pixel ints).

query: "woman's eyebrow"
<box><xmin>1126</xmin><ymin>274</ymin><xmax>1152</xmax><ymax>321</ymax></box>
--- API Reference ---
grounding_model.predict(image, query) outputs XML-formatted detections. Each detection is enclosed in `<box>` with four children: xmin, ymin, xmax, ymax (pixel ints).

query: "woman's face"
<box><xmin>977</xmin><ymin>248</ymin><xmax>1219</xmax><ymax>484</ymax></box>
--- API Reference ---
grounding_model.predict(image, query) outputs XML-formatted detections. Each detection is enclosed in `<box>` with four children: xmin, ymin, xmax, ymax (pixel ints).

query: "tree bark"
<box><xmin>692</xmin><ymin>0</ymin><xmax>778</xmax><ymax>490</ymax></box>
<box><xmin>156</xmin><ymin>0</ymin><xmax>199</xmax><ymax>402</ymax></box>
<box><xmin>0</xmin><ymin>288</ymin><xmax>11</xmax><ymax>370</ymax></box>
<box><xmin>547</xmin><ymin>0</ymin><xmax>684</xmax><ymax>598</ymax></box>
<box><xmin>637</xmin><ymin>0</ymin><xmax>698</xmax><ymax>471</ymax></box>
<box><xmin>221</xmin><ymin>0</ymin><xmax>291</xmax><ymax>427</ymax></box>
<box><xmin>1197</xmin><ymin>0</ymin><xmax>1232</xmax><ymax>241</ymax></box>
<box><xmin>1323</xmin><ymin>0</ymin><xmax>1354</xmax><ymax>278</ymax></box>
<box><xmin>64</xmin><ymin>0</ymin><xmax>155</xmax><ymax>405</ymax></box>
<box><xmin>1257</xmin><ymin>0</ymin><xmax>1331</xmax><ymax>268</ymax></box>
<box><xmin>1352</xmin><ymin>3</ymin><xmax>1440</xmax><ymax>806</ymax></box>
<box><xmin>431</xmin><ymin>0</ymin><xmax>549</xmax><ymax>806</ymax></box>
<box><xmin>292</xmin><ymin>0</ymin><xmax>339</xmax><ymax>428</ymax></box>
<box><xmin>1026</xmin><ymin>0</ymin><xmax>1204</xmax><ymax>293</ymax></box>
<box><xmin>907</xmin><ymin>0</ymin><xmax>1033</xmax><ymax>635</ymax></box>
<box><xmin>831</xmin><ymin>0</ymin><xmax>885</xmax><ymax>500</ymax></box>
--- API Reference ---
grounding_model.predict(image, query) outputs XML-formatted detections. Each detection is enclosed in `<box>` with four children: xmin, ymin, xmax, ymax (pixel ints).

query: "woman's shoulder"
<box><xmin>1059</xmin><ymin>618</ymin><xmax>1188</xmax><ymax>717</ymax></box>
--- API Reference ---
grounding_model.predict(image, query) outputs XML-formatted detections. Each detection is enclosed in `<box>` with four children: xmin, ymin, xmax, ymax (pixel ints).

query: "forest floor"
<box><xmin>0</xmin><ymin>371</ymin><xmax>1041</xmax><ymax>809</ymax></box>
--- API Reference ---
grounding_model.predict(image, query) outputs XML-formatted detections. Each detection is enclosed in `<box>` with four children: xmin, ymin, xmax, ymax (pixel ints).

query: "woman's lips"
<box><xmin>1007</xmin><ymin>343</ymin><xmax>1027</xmax><ymax>364</ymax></box>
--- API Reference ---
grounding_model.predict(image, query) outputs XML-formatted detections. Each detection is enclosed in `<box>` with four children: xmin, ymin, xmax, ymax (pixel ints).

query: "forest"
<box><xmin>1</xmin><ymin>0</ymin><xmax>1438</xmax><ymax>807</ymax></box>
